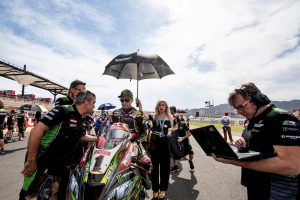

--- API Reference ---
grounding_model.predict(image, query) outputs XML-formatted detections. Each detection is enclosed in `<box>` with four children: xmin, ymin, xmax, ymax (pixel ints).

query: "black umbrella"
<box><xmin>103</xmin><ymin>51</ymin><xmax>175</xmax><ymax>98</ymax></box>
<box><xmin>19</xmin><ymin>104</ymin><xmax>48</xmax><ymax>112</ymax></box>
<box><xmin>98</xmin><ymin>103</ymin><xmax>116</xmax><ymax>111</ymax></box>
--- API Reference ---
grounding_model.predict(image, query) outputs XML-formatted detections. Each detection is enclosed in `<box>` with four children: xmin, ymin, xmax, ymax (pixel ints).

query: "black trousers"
<box><xmin>149</xmin><ymin>135</ymin><xmax>170</xmax><ymax>192</ymax></box>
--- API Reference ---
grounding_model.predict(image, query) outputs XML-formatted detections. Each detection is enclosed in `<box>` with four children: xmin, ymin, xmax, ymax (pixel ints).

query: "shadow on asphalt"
<box><xmin>0</xmin><ymin>147</ymin><xmax>27</xmax><ymax>156</ymax></box>
<box><xmin>167</xmin><ymin>169</ymin><xmax>199</xmax><ymax>200</ymax></box>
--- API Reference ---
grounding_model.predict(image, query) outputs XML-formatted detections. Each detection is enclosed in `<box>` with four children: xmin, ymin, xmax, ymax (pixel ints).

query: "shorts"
<box><xmin>0</xmin><ymin>129</ymin><xmax>3</xmax><ymax>139</ymax></box>
<box><xmin>184</xmin><ymin>139</ymin><xmax>194</xmax><ymax>155</ymax></box>
<box><xmin>18</xmin><ymin>126</ymin><xmax>26</xmax><ymax>133</ymax></box>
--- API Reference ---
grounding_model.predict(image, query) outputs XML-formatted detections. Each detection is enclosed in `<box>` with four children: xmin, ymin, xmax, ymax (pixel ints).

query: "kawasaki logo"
<box><xmin>254</xmin><ymin>123</ymin><xmax>264</xmax><ymax>128</ymax></box>
<box><xmin>115</xmin><ymin>57</ymin><xmax>132</xmax><ymax>62</ymax></box>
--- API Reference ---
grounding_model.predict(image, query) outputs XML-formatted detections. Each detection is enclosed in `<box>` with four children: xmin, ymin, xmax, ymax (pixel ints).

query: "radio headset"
<box><xmin>235</xmin><ymin>86</ymin><xmax>271</xmax><ymax>108</ymax></box>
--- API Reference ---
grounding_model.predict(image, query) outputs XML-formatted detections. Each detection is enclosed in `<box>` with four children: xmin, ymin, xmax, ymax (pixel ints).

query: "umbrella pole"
<box><xmin>137</xmin><ymin>79</ymin><xmax>139</xmax><ymax>99</ymax></box>
<box><xmin>136</xmin><ymin>63</ymin><xmax>139</xmax><ymax>107</ymax></box>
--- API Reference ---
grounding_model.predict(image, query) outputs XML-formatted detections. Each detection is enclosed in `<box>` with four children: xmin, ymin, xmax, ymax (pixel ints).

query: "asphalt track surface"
<box><xmin>0</xmin><ymin>129</ymin><xmax>247</xmax><ymax>200</ymax></box>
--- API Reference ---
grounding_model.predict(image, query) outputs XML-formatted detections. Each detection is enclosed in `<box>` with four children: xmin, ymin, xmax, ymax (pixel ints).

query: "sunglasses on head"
<box><xmin>120</xmin><ymin>98</ymin><xmax>130</xmax><ymax>103</ymax></box>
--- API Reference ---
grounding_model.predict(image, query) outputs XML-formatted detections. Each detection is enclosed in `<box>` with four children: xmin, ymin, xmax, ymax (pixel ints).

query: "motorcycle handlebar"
<box><xmin>131</xmin><ymin>156</ymin><xmax>152</xmax><ymax>172</ymax></box>
<box><xmin>130</xmin><ymin>163</ymin><xmax>151</xmax><ymax>174</ymax></box>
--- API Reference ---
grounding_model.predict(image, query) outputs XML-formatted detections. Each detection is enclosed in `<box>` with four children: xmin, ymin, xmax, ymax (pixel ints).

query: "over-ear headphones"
<box><xmin>236</xmin><ymin>86</ymin><xmax>271</xmax><ymax>108</ymax></box>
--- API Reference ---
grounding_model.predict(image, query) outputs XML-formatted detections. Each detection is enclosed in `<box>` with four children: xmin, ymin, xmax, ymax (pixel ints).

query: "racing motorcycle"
<box><xmin>69</xmin><ymin>122</ymin><xmax>152</xmax><ymax>200</ymax></box>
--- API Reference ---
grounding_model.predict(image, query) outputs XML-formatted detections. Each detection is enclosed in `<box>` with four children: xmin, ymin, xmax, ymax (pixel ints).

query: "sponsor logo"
<box><xmin>254</xmin><ymin>123</ymin><xmax>264</xmax><ymax>128</ymax></box>
<box><xmin>116</xmin><ymin>173</ymin><xmax>125</xmax><ymax>183</ymax></box>
<box><xmin>113</xmin><ymin>110</ymin><xmax>122</xmax><ymax>117</ymax></box>
<box><xmin>121</xmin><ymin>144</ymin><xmax>133</xmax><ymax>167</ymax></box>
<box><xmin>48</xmin><ymin>111</ymin><xmax>55</xmax><ymax>116</ymax></box>
<box><xmin>94</xmin><ymin>149</ymin><xmax>111</xmax><ymax>156</ymax></box>
<box><xmin>44</xmin><ymin>115</ymin><xmax>52</xmax><ymax>120</ymax></box>
<box><xmin>70</xmin><ymin>119</ymin><xmax>77</xmax><ymax>123</ymax></box>
<box><xmin>288</xmin><ymin>121</ymin><xmax>296</xmax><ymax>125</ymax></box>
<box><xmin>106</xmin><ymin>165</ymin><xmax>115</xmax><ymax>180</ymax></box>
<box><xmin>80</xmin><ymin>146</ymin><xmax>91</xmax><ymax>167</ymax></box>
<box><xmin>288</xmin><ymin>127</ymin><xmax>299</xmax><ymax>131</ymax></box>
<box><xmin>115</xmin><ymin>56</ymin><xmax>132</xmax><ymax>62</ymax></box>
<box><xmin>281</xmin><ymin>135</ymin><xmax>300</xmax><ymax>139</ymax></box>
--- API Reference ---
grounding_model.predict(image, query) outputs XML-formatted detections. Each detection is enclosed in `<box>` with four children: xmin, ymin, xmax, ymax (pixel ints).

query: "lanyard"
<box><xmin>159</xmin><ymin>118</ymin><xmax>166</xmax><ymax>137</ymax></box>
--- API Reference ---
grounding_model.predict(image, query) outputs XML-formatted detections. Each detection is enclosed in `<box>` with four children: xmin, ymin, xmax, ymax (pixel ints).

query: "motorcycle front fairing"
<box><xmin>87</xmin><ymin>136</ymin><xmax>129</xmax><ymax>187</ymax></box>
<box><xmin>99</xmin><ymin>142</ymin><xmax>145</xmax><ymax>200</ymax></box>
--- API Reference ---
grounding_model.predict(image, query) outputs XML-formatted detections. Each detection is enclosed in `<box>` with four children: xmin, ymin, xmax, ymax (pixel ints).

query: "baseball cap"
<box><xmin>118</xmin><ymin>89</ymin><xmax>133</xmax><ymax>99</ymax></box>
<box><xmin>70</xmin><ymin>79</ymin><xmax>86</xmax><ymax>89</ymax></box>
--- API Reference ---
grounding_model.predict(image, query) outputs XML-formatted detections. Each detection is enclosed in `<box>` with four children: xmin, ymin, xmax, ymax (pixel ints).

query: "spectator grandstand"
<box><xmin>0</xmin><ymin>91</ymin><xmax>54</xmax><ymax>111</ymax></box>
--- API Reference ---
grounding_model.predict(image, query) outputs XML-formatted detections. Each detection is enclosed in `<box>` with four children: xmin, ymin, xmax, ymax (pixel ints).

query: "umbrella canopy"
<box><xmin>19</xmin><ymin>104</ymin><xmax>48</xmax><ymax>112</ymax></box>
<box><xmin>98</xmin><ymin>103</ymin><xmax>116</xmax><ymax>111</ymax></box>
<box><xmin>103</xmin><ymin>52</ymin><xmax>175</xmax><ymax>97</ymax></box>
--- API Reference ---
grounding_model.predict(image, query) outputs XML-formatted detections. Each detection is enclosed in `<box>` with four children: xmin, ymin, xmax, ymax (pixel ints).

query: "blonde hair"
<box><xmin>154</xmin><ymin>99</ymin><xmax>174</xmax><ymax>127</ymax></box>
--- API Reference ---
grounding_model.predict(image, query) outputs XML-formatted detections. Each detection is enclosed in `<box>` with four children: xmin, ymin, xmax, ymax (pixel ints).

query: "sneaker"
<box><xmin>0</xmin><ymin>149</ymin><xmax>5</xmax><ymax>154</ymax></box>
<box><xmin>152</xmin><ymin>192</ymin><xmax>159</xmax><ymax>200</ymax></box>
<box><xmin>170</xmin><ymin>165</ymin><xmax>179</xmax><ymax>172</ymax></box>
<box><xmin>158</xmin><ymin>191</ymin><xmax>166</xmax><ymax>200</ymax></box>
<box><xmin>189</xmin><ymin>160</ymin><xmax>194</xmax><ymax>170</ymax></box>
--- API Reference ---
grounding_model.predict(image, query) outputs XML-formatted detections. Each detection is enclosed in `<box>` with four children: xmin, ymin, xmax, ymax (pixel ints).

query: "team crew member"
<box><xmin>213</xmin><ymin>82</ymin><xmax>300</xmax><ymax>200</ymax></box>
<box><xmin>16</xmin><ymin>109</ymin><xmax>28</xmax><ymax>141</ymax></box>
<box><xmin>19</xmin><ymin>90</ymin><xmax>97</xmax><ymax>200</ymax></box>
<box><xmin>0</xmin><ymin>100</ymin><xmax>7</xmax><ymax>153</ymax></box>
<box><xmin>6</xmin><ymin>110</ymin><xmax>16</xmax><ymax>142</ymax></box>
<box><xmin>55</xmin><ymin>79</ymin><xmax>86</xmax><ymax>106</ymax></box>
<box><xmin>54</xmin><ymin>79</ymin><xmax>87</xmax><ymax>198</ymax></box>
<box><xmin>33</xmin><ymin>111</ymin><xmax>42</xmax><ymax>126</ymax></box>
<box><xmin>174</xmin><ymin>114</ymin><xmax>194</xmax><ymax>171</ymax></box>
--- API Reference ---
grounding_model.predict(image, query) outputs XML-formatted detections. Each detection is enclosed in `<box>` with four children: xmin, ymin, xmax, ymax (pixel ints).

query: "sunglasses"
<box><xmin>233</xmin><ymin>100</ymin><xmax>250</xmax><ymax>111</ymax></box>
<box><xmin>120</xmin><ymin>99</ymin><xmax>130</xmax><ymax>103</ymax></box>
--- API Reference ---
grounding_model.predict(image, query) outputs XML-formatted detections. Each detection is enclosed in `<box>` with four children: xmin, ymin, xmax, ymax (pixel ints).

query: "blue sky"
<box><xmin>0</xmin><ymin>0</ymin><xmax>300</xmax><ymax>111</ymax></box>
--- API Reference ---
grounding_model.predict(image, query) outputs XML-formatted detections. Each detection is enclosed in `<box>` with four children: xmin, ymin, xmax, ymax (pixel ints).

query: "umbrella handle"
<box><xmin>136</xmin><ymin>80</ymin><xmax>139</xmax><ymax>107</ymax></box>
<box><xmin>135</xmin><ymin>98</ymin><xmax>143</xmax><ymax>112</ymax></box>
